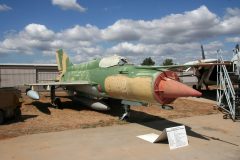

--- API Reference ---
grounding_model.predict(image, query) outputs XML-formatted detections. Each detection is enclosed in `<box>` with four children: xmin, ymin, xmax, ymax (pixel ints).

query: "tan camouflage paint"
<box><xmin>104</xmin><ymin>75</ymin><xmax>157</xmax><ymax>103</ymax></box>
<box><xmin>56</xmin><ymin>51</ymin><xmax>69</xmax><ymax>81</ymax></box>
<box><xmin>56</xmin><ymin>51</ymin><xmax>62</xmax><ymax>71</ymax></box>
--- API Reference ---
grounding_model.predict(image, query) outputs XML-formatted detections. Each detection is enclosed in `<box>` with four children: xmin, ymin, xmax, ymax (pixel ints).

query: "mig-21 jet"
<box><xmin>178</xmin><ymin>45</ymin><xmax>231</xmax><ymax>90</ymax></box>
<box><xmin>26</xmin><ymin>49</ymin><xmax>201</xmax><ymax>120</ymax></box>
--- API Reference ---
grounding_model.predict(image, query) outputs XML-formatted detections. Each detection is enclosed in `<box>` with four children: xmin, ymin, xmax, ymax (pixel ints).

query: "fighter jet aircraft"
<box><xmin>26</xmin><ymin>49</ymin><xmax>201</xmax><ymax>120</ymax></box>
<box><xmin>231</xmin><ymin>44</ymin><xmax>240</xmax><ymax>76</ymax></box>
<box><xmin>179</xmin><ymin>45</ymin><xmax>230</xmax><ymax>90</ymax></box>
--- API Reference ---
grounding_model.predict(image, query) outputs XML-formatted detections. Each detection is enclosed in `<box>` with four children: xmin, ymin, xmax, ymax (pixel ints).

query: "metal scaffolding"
<box><xmin>217</xmin><ymin>52</ymin><xmax>240</xmax><ymax>121</ymax></box>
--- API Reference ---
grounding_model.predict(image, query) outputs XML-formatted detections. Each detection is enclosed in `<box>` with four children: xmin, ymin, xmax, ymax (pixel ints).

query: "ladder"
<box><xmin>217</xmin><ymin>54</ymin><xmax>240</xmax><ymax>121</ymax></box>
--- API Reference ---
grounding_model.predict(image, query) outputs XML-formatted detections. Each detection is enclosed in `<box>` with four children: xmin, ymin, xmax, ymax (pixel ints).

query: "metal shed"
<box><xmin>0</xmin><ymin>64</ymin><xmax>58</xmax><ymax>89</ymax></box>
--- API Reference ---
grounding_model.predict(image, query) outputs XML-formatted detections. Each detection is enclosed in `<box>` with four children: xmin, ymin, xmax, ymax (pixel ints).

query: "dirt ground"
<box><xmin>0</xmin><ymin>92</ymin><xmax>219</xmax><ymax>140</ymax></box>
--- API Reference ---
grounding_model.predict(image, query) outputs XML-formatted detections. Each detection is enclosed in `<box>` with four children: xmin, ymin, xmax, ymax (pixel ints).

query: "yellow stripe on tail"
<box><xmin>56</xmin><ymin>49</ymin><xmax>73</xmax><ymax>81</ymax></box>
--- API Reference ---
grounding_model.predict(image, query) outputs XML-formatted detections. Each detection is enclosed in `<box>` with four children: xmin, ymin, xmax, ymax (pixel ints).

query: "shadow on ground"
<box><xmin>123</xmin><ymin>110</ymin><xmax>209</xmax><ymax>140</ymax></box>
<box><xmin>25</xmin><ymin>100</ymin><xmax>91</xmax><ymax>115</ymax></box>
<box><xmin>101</xmin><ymin>100</ymin><xmax>211</xmax><ymax>141</ymax></box>
<box><xmin>3</xmin><ymin>115</ymin><xmax>38</xmax><ymax>125</ymax></box>
<box><xmin>127</xmin><ymin>109</ymin><xmax>240</xmax><ymax>146</ymax></box>
<box><xmin>25</xmin><ymin>96</ymin><xmax>238</xmax><ymax>145</ymax></box>
<box><xmin>201</xmin><ymin>89</ymin><xmax>217</xmax><ymax>101</ymax></box>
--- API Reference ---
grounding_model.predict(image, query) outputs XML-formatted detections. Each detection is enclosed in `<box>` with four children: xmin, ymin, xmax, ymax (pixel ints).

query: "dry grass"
<box><xmin>0</xmin><ymin>92</ymin><xmax>219</xmax><ymax>140</ymax></box>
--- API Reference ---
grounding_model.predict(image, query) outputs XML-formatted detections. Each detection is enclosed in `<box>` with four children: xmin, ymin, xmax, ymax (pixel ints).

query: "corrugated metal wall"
<box><xmin>0</xmin><ymin>65</ymin><xmax>58</xmax><ymax>89</ymax></box>
<box><xmin>0</xmin><ymin>68</ymin><xmax>36</xmax><ymax>87</ymax></box>
<box><xmin>38</xmin><ymin>71</ymin><xmax>58</xmax><ymax>83</ymax></box>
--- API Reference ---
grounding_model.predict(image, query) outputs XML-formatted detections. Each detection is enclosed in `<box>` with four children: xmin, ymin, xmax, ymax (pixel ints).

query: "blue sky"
<box><xmin>0</xmin><ymin>0</ymin><xmax>240</xmax><ymax>64</ymax></box>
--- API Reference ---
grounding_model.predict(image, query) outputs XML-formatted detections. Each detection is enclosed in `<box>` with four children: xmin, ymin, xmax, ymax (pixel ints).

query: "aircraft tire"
<box><xmin>54</xmin><ymin>97</ymin><xmax>62</xmax><ymax>109</ymax></box>
<box><xmin>0</xmin><ymin>110</ymin><xmax>4</xmax><ymax>125</ymax></box>
<box><xmin>14</xmin><ymin>107</ymin><xmax>21</xmax><ymax>119</ymax></box>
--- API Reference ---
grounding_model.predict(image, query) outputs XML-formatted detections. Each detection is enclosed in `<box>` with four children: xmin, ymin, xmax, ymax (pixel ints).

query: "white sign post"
<box><xmin>137</xmin><ymin>125</ymin><xmax>188</xmax><ymax>150</ymax></box>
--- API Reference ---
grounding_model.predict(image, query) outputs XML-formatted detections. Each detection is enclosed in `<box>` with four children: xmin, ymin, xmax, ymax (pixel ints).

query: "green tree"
<box><xmin>162</xmin><ymin>58</ymin><xmax>174</xmax><ymax>66</ymax></box>
<box><xmin>141</xmin><ymin>57</ymin><xmax>155</xmax><ymax>66</ymax></box>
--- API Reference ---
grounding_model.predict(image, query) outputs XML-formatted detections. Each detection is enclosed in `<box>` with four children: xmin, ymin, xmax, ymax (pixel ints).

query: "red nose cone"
<box><xmin>159</xmin><ymin>78</ymin><xmax>202</xmax><ymax>98</ymax></box>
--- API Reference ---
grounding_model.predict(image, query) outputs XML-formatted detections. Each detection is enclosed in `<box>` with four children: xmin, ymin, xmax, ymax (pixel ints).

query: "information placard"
<box><xmin>165</xmin><ymin>125</ymin><xmax>188</xmax><ymax>150</ymax></box>
<box><xmin>137</xmin><ymin>125</ymin><xmax>188</xmax><ymax>150</ymax></box>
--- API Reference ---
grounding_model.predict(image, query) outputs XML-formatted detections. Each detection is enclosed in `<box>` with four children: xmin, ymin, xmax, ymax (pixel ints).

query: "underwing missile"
<box><xmin>26</xmin><ymin>89</ymin><xmax>40</xmax><ymax>100</ymax></box>
<box><xmin>73</xmin><ymin>97</ymin><xmax>110</xmax><ymax>111</ymax></box>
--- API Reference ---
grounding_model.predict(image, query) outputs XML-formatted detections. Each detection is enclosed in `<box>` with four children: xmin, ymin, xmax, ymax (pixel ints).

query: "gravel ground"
<box><xmin>0</xmin><ymin>92</ymin><xmax>219</xmax><ymax>140</ymax></box>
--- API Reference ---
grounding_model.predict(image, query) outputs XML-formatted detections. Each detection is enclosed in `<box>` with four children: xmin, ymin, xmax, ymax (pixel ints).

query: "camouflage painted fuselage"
<box><xmin>26</xmin><ymin>50</ymin><xmax>201</xmax><ymax>109</ymax></box>
<box><xmin>59</xmin><ymin>57</ymin><xmax>178</xmax><ymax>104</ymax></box>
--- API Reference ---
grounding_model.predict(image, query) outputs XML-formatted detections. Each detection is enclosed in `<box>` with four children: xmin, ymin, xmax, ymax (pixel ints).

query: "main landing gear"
<box><xmin>50</xmin><ymin>86</ymin><xmax>62</xmax><ymax>109</ymax></box>
<box><xmin>120</xmin><ymin>104</ymin><xmax>130</xmax><ymax>121</ymax></box>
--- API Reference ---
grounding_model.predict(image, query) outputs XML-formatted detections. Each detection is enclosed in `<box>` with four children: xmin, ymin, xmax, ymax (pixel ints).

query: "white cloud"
<box><xmin>0</xmin><ymin>23</ymin><xmax>101</xmax><ymax>58</ymax></box>
<box><xmin>0</xmin><ymin>4</ymin><xmax>12</xmax><ymax>12</ymax></box>
<box><xmin>24</xmin><ymin>24</ymin><xmax>55</xmax><ymax>40</ymax></box>
<box><xmin>52</xmin><ymin>0</ymin><xmax>87</xmax><ymax>12</ymax></box>
<box><xmin>106</xmin><ymin>41</ymin><xmax>224</xmax><ymax>64</ymax></box>
<box><xmin>225</xmin><ymin>36</ymin><xmax>240</xmax><ymax>43</ymax></box>
<box><xmin>1</xmin><ymin>24</ymin><xmax>55</xmax><ymax>55</ymax></box>
<box><xmin>58</xmin><ymin>24</ymin><xmax>101</xmax><ymax>41</ymax></box>
<box><xmin>71</xmin><ymin>46</ymin><xmax>103</xmax><ymax>63</ymax></box>
<box><xmin>102</xmin><ymin>6</ymin><xmax>221</xmax><ymax>43</ymax></box>
<box><xmin>108</xmin><ymin>42</ymin><xmax>200</xmax><ymax>59</ymax></box>
<box><xmin>0</xmin><ymin>6</ymin><xmax>239</xmax><ymax>63</ymax></box>
<box><xmin>225</xmin><ymin>8</ymin><xmax>240</xmax><ymax>17</ymax></box>
<box><xmin>109</xmin><ymin>42</ymin><xmax>148</xmax><ymax>55</ymax></box>
<box><xmin>102</xmin><ymin>6</ymin><xmax>240</xmax><ymax>44</ymax></box>
<box><xmin>102</xmin><ymin>20</ymin><xmax>141</xmax><ymax>41</ymax></box>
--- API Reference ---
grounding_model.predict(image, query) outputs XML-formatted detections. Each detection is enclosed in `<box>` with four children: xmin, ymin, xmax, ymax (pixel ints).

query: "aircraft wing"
<box><xmin>136</xmin><ymin>62</ymin><xmax>231</xmax><ymax>71</ymax></box>
<box><xmin>25</xmin><ymin>81</ymin><xmax>92</xmax><ymax>100</ymax></box>
<box><xmin>26</xmin><ymin>81</ymin><xmax>91</xmax><ymax>87</ymax></box>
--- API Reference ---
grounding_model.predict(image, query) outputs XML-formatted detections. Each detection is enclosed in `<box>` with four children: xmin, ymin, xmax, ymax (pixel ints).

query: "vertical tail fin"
<box><xmin>56</xmin><ymin>49</ymin><xmax>73</xmax><ymax>80</ymax></box>
<box><xmin>201</xmin><ymin>45</ymin><xmax>206</xmax><ymax>60</ymax></box>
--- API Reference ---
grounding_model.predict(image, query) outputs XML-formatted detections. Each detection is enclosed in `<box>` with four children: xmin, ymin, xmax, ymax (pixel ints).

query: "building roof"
<box><xmin>0</xmin><ymin>63</ymin><xmax>57</xmax><ymax>67</ymax></box>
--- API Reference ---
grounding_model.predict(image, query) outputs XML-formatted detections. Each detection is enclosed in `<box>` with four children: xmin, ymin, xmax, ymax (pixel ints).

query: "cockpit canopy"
<box><xmin>99</xmin><ymin>55</ymin><xmax>129</xmax><ymax>68</ymax></box>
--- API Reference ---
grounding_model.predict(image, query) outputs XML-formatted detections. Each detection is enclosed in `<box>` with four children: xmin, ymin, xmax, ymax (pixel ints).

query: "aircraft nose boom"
<box><xmin>159</xmin><ymin>78</ymin><xmax>202</xmax><ymax>98</ymax></box>
<box><xmin>153</xmin><ymin>71</ymin><xmax>202</xmax><ymax>104</ymax></box>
